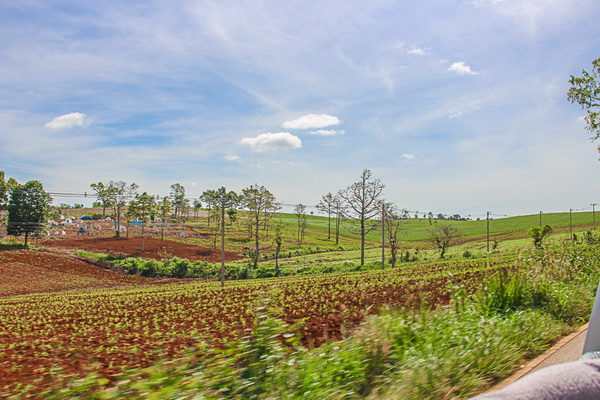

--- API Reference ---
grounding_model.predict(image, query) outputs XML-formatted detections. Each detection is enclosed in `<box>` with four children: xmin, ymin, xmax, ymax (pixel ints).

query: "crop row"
<box><xmin>0</xmin><ymin>257</ymin><xmax>507</xmax><ymax>396</ymax></box>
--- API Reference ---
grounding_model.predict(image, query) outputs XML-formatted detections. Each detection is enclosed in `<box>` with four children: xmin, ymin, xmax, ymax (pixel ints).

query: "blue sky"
<box><xmin>1</xmin><ymin>0</ymin><xmax>599</xmax><ymax>218</ymax></box>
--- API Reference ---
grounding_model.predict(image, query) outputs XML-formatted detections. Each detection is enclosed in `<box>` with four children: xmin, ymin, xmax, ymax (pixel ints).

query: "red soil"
<box><xmin>0</xmin><ymin>250</ymin><xmax>176</xmax><ymax>297</ymax></box>
<box><xmin>41</xmin><ymin>236</ymin><xmax>245</xmax><ymax>263</ymax></box>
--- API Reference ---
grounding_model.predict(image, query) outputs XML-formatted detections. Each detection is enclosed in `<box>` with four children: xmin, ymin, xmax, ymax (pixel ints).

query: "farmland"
<box><xmin>0</xmin><ymin>250</ymin><xmax>176</xmax><ymax>297</ymax></box>
<box><xmin>1</xmin><ymin>210</ymin><xmax>599</xmax><ymax>398</ymax></box>
<box><xmin>0</xmin><ymin>250</ymin><xmax>503</xmax><ymax>396</ymax></box>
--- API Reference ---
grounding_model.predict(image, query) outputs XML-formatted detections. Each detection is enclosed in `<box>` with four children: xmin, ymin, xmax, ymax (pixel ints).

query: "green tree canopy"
<box><xmin>107</xmin><ymin>181</ymin><xmax>138</xmax><ymax>237</ymax></box>
<box><xmin>568</xmin><ymin>57</ymin><xmax>600</xmax><ymax>144</ymax></box>
<box><xmin>90</xmin><ymin>181</ymin><xmax>116</xmax><ymax>216</ymax></box>
<box><xmin>169</xmin><ymin>183</ymin><xmax>187</xmax><ymax>221</ymax></box>
<box><xmin>0</xmin><ymin>171</ymin><xmax>18</xmax><ymax>210</ymax></box>
<box><xmin>127</xmin><ymin>192</ymin><xmax>157</xmax><ymax>223</ymax></box>
<box><xmin>7</xmin><ymin>180</ymin><xmax>52</xmax><ymax>245</ymax></box>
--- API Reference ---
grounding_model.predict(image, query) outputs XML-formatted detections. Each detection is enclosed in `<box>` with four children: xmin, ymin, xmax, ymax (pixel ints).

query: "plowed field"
<box><xmin>42</xmin><ymin>236</ymin><xmax>245</xmax><ymax>263</ymax></box>
<box><xmin>0</xmin><ymin>250</ymin><xmax>176</xmax><ymax>297</ymax></box>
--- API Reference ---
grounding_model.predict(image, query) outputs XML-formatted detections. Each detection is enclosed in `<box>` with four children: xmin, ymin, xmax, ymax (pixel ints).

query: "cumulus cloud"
<box><xmin>282</xmin><ymin>114</ymin><xmax>341</xmax><ymax>129</ymax></box>
<box><xmin>448</xmin><ymin>61</ymin><xmax>479</xmax><ymax>75</ymax></box>
<box><xmin>240</xmin><ymin>132</ymin><xmax>302</xmax><ymax>152</ymax></box>
<box><xmin>307</xmin><ymin>129</ymin><xmax>346</xmax><ymax>136</ymax></box>
<box><xmin>224</xmin><ymin>154</ymin><xmax>240</xmax><ymax>161</ymax></box>
<box><xmin>401</xmin><ymin>153</ymin><xmax>415</xmax><ymax>159</ymax></box>
<box><xmin>45</xmin><ymin>112</ymin><xmax>90</xmax><ymax>130</ymax></box>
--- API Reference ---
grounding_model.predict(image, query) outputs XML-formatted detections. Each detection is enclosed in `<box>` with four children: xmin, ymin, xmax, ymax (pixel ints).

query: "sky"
<box><xmin>1</xmin><ymin>0</ymin><xmax>600</xmax><ymax>218</ymax></box>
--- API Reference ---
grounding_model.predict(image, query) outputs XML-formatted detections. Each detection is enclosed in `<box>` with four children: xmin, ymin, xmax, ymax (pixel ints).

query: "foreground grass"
<box><xmin>39</xmin><ymin>241</ymin><xmax>599</xmax><ymax>400</ymax></box>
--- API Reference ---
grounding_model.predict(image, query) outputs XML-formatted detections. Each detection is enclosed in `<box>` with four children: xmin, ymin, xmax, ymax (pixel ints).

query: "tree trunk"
<box><xmin>220</xmin><ymin>203</ymin><xmax>226</xmax><ymax>287</ymax></box>
<box><xmin>381</xmin><ymin>203</ymin><xmax>385</xmax><ymax>269</ymax></box>
<box><xmin>254</xmin><ymin>215</ymin><xmax>260</xmax><ymax>268</ymax></box>
<box><xmin>115</xmin><ymin>205</ymin><xmax>121</xmax><ymax>238</ymax></box>
<box><xmin>360</xmin><ymin>219</ymin><xmax>365</xmax><ymax>266</ymax></box>
<box><xmin>275</xmin><ymin>243</ymin><xmax>281</xmax><ymax>277</ymax></box>
<box><xmin>335</xmin><ymin>212</ymin><xmax>340</xmax><ymax>245</ymax></box>
<box><xmin>160</xmin><ymin>224</ymin><xmax>164</xmax><ymax>249</ymax></box>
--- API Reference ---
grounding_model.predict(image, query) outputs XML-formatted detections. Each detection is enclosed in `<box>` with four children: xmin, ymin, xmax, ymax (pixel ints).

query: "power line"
<box><xmin>4</xmin><ymin>188</ymin><xmax>599</xmax><ymax>222</ymax></box>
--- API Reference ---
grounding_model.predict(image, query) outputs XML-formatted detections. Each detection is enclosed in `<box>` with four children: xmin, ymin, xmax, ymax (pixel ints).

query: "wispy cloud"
<box><xmin>307</xmin><ymin>129</ymin><xmax>345</xmax><ymax>136</ymax></box>
<box><xmin>224</xmin><ymin>154</ymin><xmax>240</xmax><ymax>161</ymax></box>
<box><xmin>401</xmin><ymin>153</ymin><xmax>415</xmax><ymax>160</ymax></box>
<box><xmin>282</xmin><ymin>114</ymin><xmax>341</xmax><ymax>130</ymax></box>
<box><xmin>240</xmin><ymin>132</ymin><xmax>301</xmax><ymax>152</ymax></box>
<box><xmin>45</xmin><ymin>112</ymin><xmax>90</xmax><ymax>130</ymax></box>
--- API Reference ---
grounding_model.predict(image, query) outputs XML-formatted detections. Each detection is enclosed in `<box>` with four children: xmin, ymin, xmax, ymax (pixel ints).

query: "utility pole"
<box><xmin>486</xmin><ymin>211</ymin><xmax>490</xmax><ymax>253</ymax></box>
<box><xmin>381</xmin><ymin>202</ymin><xmax>385</xmax><ymax>269</ymax></box>
<box><xmin>592</xmin><ymin>203</ymin><xmax>597</xmax><ymax>231</ymax></box>
<box><xmin>539</xmin><ymin>211</ymin><xmax>542</xmax><ymax>227</ymax></box>
<box><xmin>570</xmin><ymin>208</ymin><xmax>573</xmax><ymax>240</ymax></box>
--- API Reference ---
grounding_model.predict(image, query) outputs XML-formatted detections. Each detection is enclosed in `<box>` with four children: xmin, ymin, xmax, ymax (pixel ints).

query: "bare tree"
<box><xmin>430</xmin><ymin>224</ymin><xmax>460</xmax><ymax>259</ymax></box>
<box><xmin>316</xmin><ymin>192</ymin><xmax>336</xmax><ymax>240</ymax></box>
<box><xmin>338</xmin><ymin>169</ymin><xmax>385</xmax><ymax>265</ymax></box>
<box><xmin>333</xmin><ymin>192</ymin><xmax>344</xmax><ymax>245</ymax></box>
<box><xmin>384</xmin><ymin>203</ymin><xmax>403</xmax><ymax>268</ymax></box>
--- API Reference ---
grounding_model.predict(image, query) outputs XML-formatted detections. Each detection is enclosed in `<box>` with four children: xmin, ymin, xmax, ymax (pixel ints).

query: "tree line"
<box><xmin>1</xmin><ymin>169</ymin><xmax>464</xmax><ymax>276</ymax></box>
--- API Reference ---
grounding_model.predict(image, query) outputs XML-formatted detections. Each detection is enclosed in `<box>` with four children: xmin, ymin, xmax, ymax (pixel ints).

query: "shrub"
<box><xmin>475</xmin><ymin>272</ymin><xmax>526</xmax><ymax>315</ymax></box>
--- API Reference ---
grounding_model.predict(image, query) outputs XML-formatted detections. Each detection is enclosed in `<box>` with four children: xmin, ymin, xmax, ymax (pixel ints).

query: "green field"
<box><xmin>218</xmin><ymin>210</ymin><xmax>600</xmax><ymax>266</ymax></box>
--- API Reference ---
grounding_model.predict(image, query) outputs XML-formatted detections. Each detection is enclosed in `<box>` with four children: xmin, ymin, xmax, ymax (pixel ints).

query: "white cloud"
<box><xmin>45</xmin><ymin>112</ymin><xmax>90</xmax><ymax>130</ymax></box>
<box><xmin>401</xmin><ymin>153</ymin><xmax>415</xmax><ymax>159</ymax></box>
<box><xmin>224</xmin><ymin>154</ymin><xmax>240</xmax><ymax>161</ymax></box>
<box><xmin>448</xmin><ymin>61</ymin><xmax>479</xmax><ymax>75</ymax></box>
<box><xmin>407</xmin><ymin>47</ymin><xmax>427</xmax><ymax>56</ymax></box>
<box><xmin>240</xmin><ymin>132</ymin><xmax>302</xmax><ymax>152</ymax></box>
<box><xmin>307</xmin><ymin>129</ymin><xmax>346</xmax><ymax>136</ymax></box>
<box><xmin>282</xmin><ymin>114</ymin><xmax>341</xmax><ymax>129</ymax></box>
